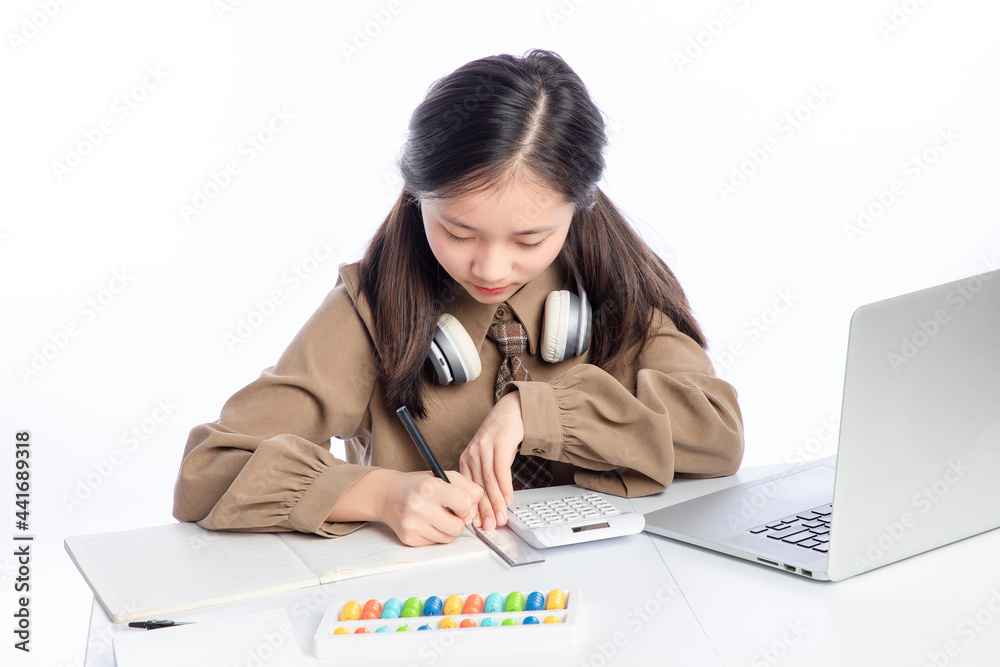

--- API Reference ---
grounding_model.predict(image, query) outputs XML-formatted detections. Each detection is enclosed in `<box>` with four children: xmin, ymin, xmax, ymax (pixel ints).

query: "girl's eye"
<box><xmin>446</xmin><ymin>230</ymin><xmax>471</xmax><ymax>243</ymax></box>
<box><xmin>518</xmin><ymin>240</ymin><xmax>544</xmax><ymax>250</ymax></box>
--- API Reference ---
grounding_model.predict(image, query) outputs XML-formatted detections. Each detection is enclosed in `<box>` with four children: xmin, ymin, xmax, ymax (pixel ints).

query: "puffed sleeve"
<box><xmin>172</xmin><ymin>280</ymin><xmax>381</xmax><ymax>536</ymax></box>
<box><xmin>510</xmin><ymin>311</ymin><xmax>744</xmax><ymax>497</ymax></box>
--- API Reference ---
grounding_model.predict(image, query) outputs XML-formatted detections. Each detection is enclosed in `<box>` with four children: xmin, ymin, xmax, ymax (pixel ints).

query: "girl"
<box><xmin>173</xmin><ymin>49</ymin><xmax>744</xmax><ymax>547</ymax></box>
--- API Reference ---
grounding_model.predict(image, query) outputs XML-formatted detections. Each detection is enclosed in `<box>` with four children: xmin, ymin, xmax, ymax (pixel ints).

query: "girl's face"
<box><xmin>421</xmin><ymin>176</ymin><xmax>575</xmax><ymax>305</ymax></box>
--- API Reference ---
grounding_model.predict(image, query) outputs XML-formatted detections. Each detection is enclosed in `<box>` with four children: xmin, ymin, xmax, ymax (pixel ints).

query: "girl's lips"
<box><xmin>474</xmin><ymin>284</ymin><xmax>508</xmax><ymax>295</ymax></box>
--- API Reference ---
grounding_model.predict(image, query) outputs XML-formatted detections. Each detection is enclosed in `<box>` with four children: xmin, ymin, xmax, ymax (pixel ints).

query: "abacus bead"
<box><xmin>361</xmin><ymin>599</ymin><xmax>382</xmax><ymax>620</ymax></box>
<box><xmin>439</xmin><ymin>617</ymin><xmax>457</xmax><ymax>629</ymax></box>
<box><xmin>460</xmin><ymin>618</ymin><xmax>477</xmax><ymax>628</ymax></box>
<box><xmin>396</xmin><ymin>625</ymin><xmax>412</xmax><ymax>632</ymax></box>
<box><xmin>463</xmin><ymin>594</ymin><xmax>484</xmax><ymax>615</ymax></box>
<box><xmin>481</xmin><ymin>617</ymin><xmax>498</xmax><ymax>627</ymax></box>
<box><xmin>546</xmin><ymin>589</ymin><xmax>566</xmax><ymax>610</ymax></box>
<box><xmin>504</xmin><ymin>591</ymin><xmax>525</xmax><ymax>612</ymax></box>
<box><xmin>418</xmin><ymin>624</ymin><xmax>432</xmax><ymax>631</ymax></box>
<box><xmin>484</xmin><ymin>592</ymin><xmax>504</xmax><ymax>613</ymax></box>
<box><xmin>354</xmin><ymin>627</ymin><xmax>370</xmax><ymax>634</ymax></box>
<box><xmin>544</xmin><ymin>616</ymin><xmax>561</xmax><ymax>624</ymax></box>
<box><xmin>523</xmin><ymin>616</ymin><xmax>540</xmax><ymax>624</ymax></box>
<box><xmin>501</xmin><ymin>618</ymin><xmax>518</xmax><ymax>626</ymax></box>
<box><xmin>375</xmin><ymin>626</ymin><xmax>391</xmax><ymax>633</ymax></box>
<box><xmin>401</xmin><ymin>597</ymin><xmax>423</xmax><ymax>617</ymax></box>
<box><xmin>333</xmin><ymin>627</ymin><xmax>349</xmax><ymax>635</ymax></box>
<box><xmin>423</xmin><ymin>596</ymin><xmax>443</xmax><ymax>616</ymax></box>
<box><xmin>526</xmin><ymin>591</ymin><xmax>545</xmax><ymax>611</ymax></box>
<box><xmin>381</xmin><ymin>598</ymin><xmax>402</xmax><ymax>619</ymax></box>
<box><xmin>340</xmin><ymin>600</ymin><xmax>361</xmax><ymax>621</ymax></box>
<box><xmin>443</xmin><ymin>594</ymin><xmax>463</xmax><ymax>616</ymax></box>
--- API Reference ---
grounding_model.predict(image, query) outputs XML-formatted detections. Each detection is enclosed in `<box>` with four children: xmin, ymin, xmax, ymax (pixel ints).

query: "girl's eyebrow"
<box><xmin>439</xmin><ymin>213</ymin><xmax>555</xmax><ymax>237</ymax></box>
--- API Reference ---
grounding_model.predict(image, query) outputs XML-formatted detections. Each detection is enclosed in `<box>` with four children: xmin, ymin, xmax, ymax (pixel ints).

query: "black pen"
<box><xmin>396</xmin><ymin>406</ymin><xmax>449</xmax><ymax>482</ymax></box>
<box><xmin>127</xmin><ymin>619</ymin><xmax>194</xmax><ymax>630</ymax></box>
<box><xmin>396</xmin><ymin>406</ymin><xmax>475</xmax><ymax>533</ymax></box>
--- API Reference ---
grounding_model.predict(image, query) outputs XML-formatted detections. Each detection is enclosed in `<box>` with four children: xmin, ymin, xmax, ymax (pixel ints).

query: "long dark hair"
<box><xmin>358</xmin><ymin>49</ymin><xmax>705</xmax><ymax>417</ymax></box>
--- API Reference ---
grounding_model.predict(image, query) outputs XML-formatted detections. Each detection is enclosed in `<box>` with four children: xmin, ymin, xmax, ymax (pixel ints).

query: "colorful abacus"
<box><xmin>313</xmin><ymin>588</ymin><xmax>580</xmax><ymax>659</ymax></box>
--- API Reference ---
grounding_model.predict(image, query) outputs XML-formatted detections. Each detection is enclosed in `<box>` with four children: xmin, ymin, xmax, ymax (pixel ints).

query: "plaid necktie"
<box><xmin>486</xmin><ymin>321</ymin><xmax>553</xmax><ymax>490</ymax></box>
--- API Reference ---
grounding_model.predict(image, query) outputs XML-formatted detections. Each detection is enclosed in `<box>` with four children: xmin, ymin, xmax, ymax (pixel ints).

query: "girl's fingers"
<box><xmin>440</xmin><ymin>471</ymin><xmax>483</xmax><ymax>519</ymax></box>
<box><xmin>460</xmin><ymin>453</ymin><xmax>489</xmax><ymax>528</ymax></box>
<box><xmin>476</xmin><ymin>467</ymin><xmax>499</xmax><ymax>530</ymax></box>
<box><xmin>482</xmin><ymin>456</ymin><xmax>509</xmax><ymax>528</ymax></box>
<box><xmin>389</xmin><ymin>471</ymin><xmax>484</xmax><ymax>545</ymax></box>
<box><xmin>492</xmin><ymin>456</ymin><xmax>514</xmax><ymax>525</ymax></box>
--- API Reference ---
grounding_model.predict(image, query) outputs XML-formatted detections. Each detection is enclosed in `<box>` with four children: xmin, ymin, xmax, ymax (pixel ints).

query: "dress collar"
<box><xmin>338</xmin><ymin>258</ymin><xmax>570</xmax><ymax>358</ymax></box>
<box><xmin>450</xmin><ymin>259</ymin><xmax>570</xmax><ymax>357</ymax></box>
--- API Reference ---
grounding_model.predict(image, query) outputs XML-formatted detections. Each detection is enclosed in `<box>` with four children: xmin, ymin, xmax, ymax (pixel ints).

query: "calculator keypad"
<box><xmin>509</xmin><ymin>494</ymin><xmax>621</xmax><ymax>528</ymax></box>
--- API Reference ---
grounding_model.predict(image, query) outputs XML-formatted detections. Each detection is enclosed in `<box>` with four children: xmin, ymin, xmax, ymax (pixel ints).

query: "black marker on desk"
<box><xmin>127</xmin><ymin>619</ymin><xmax>194</xmax><ymax>630</ymax></box>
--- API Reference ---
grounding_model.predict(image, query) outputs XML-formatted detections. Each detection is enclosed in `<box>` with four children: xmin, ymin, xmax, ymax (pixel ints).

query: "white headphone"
<box><xmin>426</xmin><ymin>286</ymin><xmax>592</xmax><ymax>385</ymax></box>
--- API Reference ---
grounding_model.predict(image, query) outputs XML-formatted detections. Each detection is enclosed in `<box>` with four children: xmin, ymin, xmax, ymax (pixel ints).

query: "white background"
<box><xmin>2</xmin><ymin>1</ymin><xmax>998</xmax><ymax>664</ymax></box>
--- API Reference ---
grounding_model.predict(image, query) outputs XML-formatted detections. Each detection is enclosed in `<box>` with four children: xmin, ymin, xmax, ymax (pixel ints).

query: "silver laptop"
<box><xmin>644</xmin><ymin>268</ymin><xmax>1000</xmax><ymax>581</ymax></box>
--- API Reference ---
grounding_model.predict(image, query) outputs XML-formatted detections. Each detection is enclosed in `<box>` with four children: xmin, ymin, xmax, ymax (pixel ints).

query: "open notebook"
<box><xmin>65</xmin><ymin>522</ymin><xmax>489</xmax><ymax>623</ymax></box>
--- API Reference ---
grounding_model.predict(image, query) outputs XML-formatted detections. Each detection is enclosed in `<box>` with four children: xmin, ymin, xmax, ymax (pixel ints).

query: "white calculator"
<box><xmin>505</xmin><ymin>493</ymin><xmax>645</xmax><ymax>548</ymax></box>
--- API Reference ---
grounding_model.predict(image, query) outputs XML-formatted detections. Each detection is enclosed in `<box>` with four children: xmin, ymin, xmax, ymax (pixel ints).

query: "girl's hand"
<box><xmin>330</xmin><ymin>469</ymin><xmax>483</xmax><ymax>547</ymax></box>
<box><xmin>459</xmin><ymin>391</ymin><xmax>524</xmax><ymax>531</ymax></box>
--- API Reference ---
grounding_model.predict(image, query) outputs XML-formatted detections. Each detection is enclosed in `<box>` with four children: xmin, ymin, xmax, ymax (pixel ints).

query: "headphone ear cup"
<box><xmin>540</xmin><ymin>290</ymin><xmax>573</xmax><ymax>363</ymax></box>
<box><xmin>575</xmin><ymin>287</ymin><xmax>592</xmax><ymax>357</ymax></box>
<box><xmin>426</xmin><ymin>314</ymin><xmax>482</xmax><ymax>385</ymax></box>
<box><xmin>541</xmin><ymin>289</ymin><xmax>592</xmax><ymax>363</ymax></box>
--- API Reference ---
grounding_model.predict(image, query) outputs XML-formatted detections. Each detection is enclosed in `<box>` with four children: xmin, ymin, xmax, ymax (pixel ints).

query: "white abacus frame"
<box><xmin>313</xmin><ymin>588</ymin><xmax>580</xmax><ymax>659</ymax></box>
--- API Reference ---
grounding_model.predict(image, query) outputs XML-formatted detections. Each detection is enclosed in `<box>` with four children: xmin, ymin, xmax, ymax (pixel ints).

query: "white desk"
<box><xmin>84</xmin><ymin>465</ymin><xmax>1000</xmax><ymax>665</ymax></box>
<box><xmin>82</xmin><ymin>486</ymin><xmax>721</xmax><ymax>666</ymax></box>
<box><xmin>631</xmin><ymin>465</ymin><xmax>1000</xmax><ymax>666</ymax></box>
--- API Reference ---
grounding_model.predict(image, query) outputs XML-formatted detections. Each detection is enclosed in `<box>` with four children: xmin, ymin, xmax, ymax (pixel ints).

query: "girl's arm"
<box><xmin>172</xmin><ymin>283</ymin><xmax>380</xmax><ymax>536</ymax></box>
<box><xmin>517</xmin><ymin>311</ymin><xmax>744</xmax><ymax>495</ymax></box>
<box><xmin>327</xmin><ymin>468</ymin><xmax>482</xmax><ymax>546</ymax></box>
<box><xmin>172</xmin><ymin>282</ymin><xmax>482</xmax><ymax>543</ymax></box>
<box><xmin>461</xmin><ymin>311</ymin><xmax>744</xmax><ymax>528</ymax></box>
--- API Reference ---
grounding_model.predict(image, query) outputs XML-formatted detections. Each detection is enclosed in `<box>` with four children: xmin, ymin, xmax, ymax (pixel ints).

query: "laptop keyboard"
<box><xmin>747</xmin><ymin>504</ymin><xmax>832</xmax><ymax>553</ymax></box>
